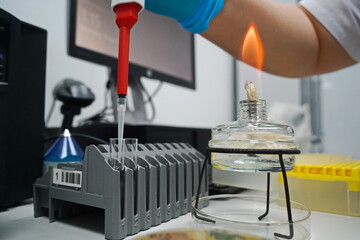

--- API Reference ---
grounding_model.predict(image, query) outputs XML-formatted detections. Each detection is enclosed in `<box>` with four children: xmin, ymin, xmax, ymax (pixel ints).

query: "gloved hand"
<box><xmin>145</xmin><ymin>0</ymin><xmax>224</xmax><ymax>33</ymax></box>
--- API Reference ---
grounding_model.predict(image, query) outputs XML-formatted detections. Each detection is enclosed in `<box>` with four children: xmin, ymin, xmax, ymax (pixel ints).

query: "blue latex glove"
<box><xmin>145</xmin><ymin>0</ymin><xmax>224</xmax><ymax>33</ymax></box>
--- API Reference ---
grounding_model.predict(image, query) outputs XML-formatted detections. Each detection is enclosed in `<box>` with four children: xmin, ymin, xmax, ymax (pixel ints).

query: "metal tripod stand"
<box><xmin>194</xmin><ymin>148</ymin><xmax>301</xmax><ymax>239</ymax></box>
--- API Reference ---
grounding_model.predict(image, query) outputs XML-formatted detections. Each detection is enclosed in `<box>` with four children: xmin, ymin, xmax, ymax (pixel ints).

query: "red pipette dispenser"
<box><xmin>114</xmin><ymin>3</ymin><xmax>142</xmax><ymax>96</ymax></box>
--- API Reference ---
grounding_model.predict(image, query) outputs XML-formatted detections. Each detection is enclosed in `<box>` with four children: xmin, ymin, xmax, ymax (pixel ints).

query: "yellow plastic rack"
<box><xmin>279</xmin><ymin>154</ymin><xmax>360</xmax><ymax>216</ymax></box>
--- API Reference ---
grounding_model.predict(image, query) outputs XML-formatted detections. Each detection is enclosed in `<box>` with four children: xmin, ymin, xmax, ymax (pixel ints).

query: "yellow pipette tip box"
<box><xmin>279</xmin><ymin>154</ymin><xmax>360</xmax><ymax>216</ymax></box>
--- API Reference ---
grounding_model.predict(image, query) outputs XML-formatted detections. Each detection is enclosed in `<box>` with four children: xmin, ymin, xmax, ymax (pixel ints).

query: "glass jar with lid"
<box><xmin>208</xmin><ymin>99</ymin><xmax>299</xmax><ymax>172</ymax></box>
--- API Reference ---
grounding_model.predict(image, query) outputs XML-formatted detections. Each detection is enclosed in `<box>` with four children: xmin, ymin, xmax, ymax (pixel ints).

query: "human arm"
<box><xmin>201</xmin><ymin>0</ymin><xmax>356</xmax><ymax>78</ymax></box>
<box><xmin>145</xmin><ymin>0</ymin><xmax>357</xmax><ymax>78</ymax></box>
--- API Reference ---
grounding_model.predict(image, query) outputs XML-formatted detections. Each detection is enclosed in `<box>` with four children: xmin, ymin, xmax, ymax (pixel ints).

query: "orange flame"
<box><xmin>241</xmin><ymin>21</ymin><xmax>264</xmax><ymax>71</ymax></box>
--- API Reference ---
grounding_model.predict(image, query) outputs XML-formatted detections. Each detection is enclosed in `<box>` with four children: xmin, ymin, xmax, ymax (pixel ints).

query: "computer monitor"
<box><xmin>68</xmin><ymin>0</ymin><xmax>195</xmax><ymax>89</ymax></box>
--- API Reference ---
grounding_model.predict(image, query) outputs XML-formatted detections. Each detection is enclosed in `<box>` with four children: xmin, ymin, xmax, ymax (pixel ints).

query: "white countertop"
<box><xmin>1</xmin><ymin>196</ymin><xmax>359</xmax><ymax>240</ymax></box>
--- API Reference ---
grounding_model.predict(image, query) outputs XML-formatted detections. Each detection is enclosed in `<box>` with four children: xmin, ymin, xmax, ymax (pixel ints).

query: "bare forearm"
<box><xmin>202</xmin><ymin>0</ymin><xmax>355</xmax><ymax>77</ymax></box>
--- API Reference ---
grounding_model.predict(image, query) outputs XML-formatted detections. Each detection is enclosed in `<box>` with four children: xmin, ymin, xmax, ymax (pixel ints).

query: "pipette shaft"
<box><xmin>112</xmin><ymin>1</ymin><xmax>143</xmax><ymax>168</ymax></box>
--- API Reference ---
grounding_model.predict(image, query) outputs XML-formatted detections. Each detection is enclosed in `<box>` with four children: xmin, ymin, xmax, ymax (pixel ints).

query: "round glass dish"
<box><xmin>192</xmin><ymin>194</ymin><xmax>311</xmax><ymax>240</ymax></box>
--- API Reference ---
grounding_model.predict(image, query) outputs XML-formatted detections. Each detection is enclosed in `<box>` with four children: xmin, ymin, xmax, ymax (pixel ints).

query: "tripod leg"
<box><xmin>274</xmin><ymin>154</ymin><xmax>294</xmax><ymax>239</ymax></box>
<box><xmin>258</xmin><ymin>172</ymin><xmax>270</xmax><ymax>220</ymax></box>
<box><xmin>193</xmin><ymin>151</ymin><xmax>215</xmax><ymax>223</ymax></box>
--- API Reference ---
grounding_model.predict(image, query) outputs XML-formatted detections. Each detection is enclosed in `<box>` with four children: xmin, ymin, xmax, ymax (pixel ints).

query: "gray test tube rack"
<box><xmin>33</xmin><ymin>142</ymin><xmax>208</xmax><ymax>239</ymax></box>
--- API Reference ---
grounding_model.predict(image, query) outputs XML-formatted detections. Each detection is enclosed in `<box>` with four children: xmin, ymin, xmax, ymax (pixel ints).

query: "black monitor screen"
<box><xmin>68</xmin><ymin>0</ymin><xmax>195</xmax><ymax>89</ymax></box>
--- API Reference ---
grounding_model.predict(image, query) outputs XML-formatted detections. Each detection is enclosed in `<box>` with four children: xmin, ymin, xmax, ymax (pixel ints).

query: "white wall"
<box><xmin>0</xmin><ymin>0</ymin><xmax>234</xmax><ymax>129</ymax></box>
<box><xmin>321</xmin><ymin>65</ymin><xmax>360</xmax><ymax>159</ymax></box>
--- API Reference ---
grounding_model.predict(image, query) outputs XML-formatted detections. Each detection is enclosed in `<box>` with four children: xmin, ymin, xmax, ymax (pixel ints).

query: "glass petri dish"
<box><xmin>192</xmin><ymin>194</ymin><xmax>311</xmax><ymax>240</ymax></box>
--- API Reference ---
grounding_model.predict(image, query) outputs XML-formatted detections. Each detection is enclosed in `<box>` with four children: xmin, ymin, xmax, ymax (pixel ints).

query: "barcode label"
<box><xmin>53</xmin><ymin>168</ymin><xmax>82</xmax><ymax>188</ymax></box>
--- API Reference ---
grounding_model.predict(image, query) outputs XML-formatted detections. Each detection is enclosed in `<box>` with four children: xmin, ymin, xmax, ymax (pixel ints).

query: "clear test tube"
<box><xmin>122</xmin><ymin>138</ymin><xmax>138</xmax><ymax>170</ymax></box>
<box><xmin>109</xmin><ymin>138</ymin><xmax>138</xmax><ymax>169</ymax></box>
<box><xmin>109</xmin><ymin>138</ymin><xmax>119</xmax><ymax>168</ymax></box>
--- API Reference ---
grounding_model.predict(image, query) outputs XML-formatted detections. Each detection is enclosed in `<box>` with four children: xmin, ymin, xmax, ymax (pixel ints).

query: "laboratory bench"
<box><xmin>1</xmin><ymin>190</ymin><xmax>360</xmax><ymax>240</ymax></box>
